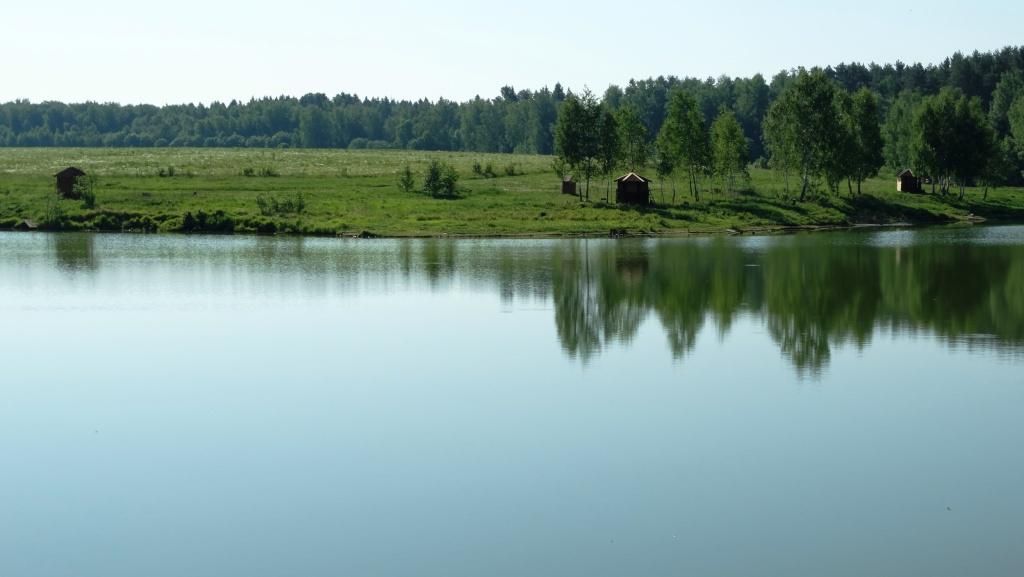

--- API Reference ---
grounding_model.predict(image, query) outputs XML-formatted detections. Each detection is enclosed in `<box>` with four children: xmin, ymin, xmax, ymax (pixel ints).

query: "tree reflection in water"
<box><xmin>549</xmin><ymin>234</ymin><xmax>1024</xmax><ymax>375</ymax></box>
<box><xmin>36</xmin><ymin>230</ymin><xmax>1024</xmax><ymax>375</ymax></box>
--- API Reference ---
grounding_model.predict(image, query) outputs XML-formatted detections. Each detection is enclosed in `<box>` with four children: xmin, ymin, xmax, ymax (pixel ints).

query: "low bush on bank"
<box><xmin>86</xmin><ymin>212</ymin><xmax>160</xmax><ymax>232</ymax></box>
<box><xmin>256</xmin><ymin>193</ymin><xmax>306</xmax><ymax>216</ymax></box>
<box><xmin>472</xmin><ymin>161</ymin><xmax>497</xmax><ymax>178</ymax></box>
<box><xmin>423</xmin><ymin>160</ymin><xmax>459</xmax><ymax>198</ymax></box>
<box><xmin>241</xmin><ymin>166</ymin><xmax>280</xmax><ymax>177</ymax></box>
<box><xmin>181</xmin><ymin>210</ymin><xmax>235</xmax><ymax>233</ymax></box>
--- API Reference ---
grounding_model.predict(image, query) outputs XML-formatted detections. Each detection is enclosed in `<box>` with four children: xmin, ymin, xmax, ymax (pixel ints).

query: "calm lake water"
<box><xmin>1</xmin><ymin>227</ymin><xmax>1023</xmax><ymax>577</ymax></box>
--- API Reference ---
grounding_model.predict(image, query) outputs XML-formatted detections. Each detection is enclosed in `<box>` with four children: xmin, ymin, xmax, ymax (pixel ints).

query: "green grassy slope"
<box><xmin>1</xmin><ymin>148</ymin><xmax>1022</xmax><ymax>236</ymax></box>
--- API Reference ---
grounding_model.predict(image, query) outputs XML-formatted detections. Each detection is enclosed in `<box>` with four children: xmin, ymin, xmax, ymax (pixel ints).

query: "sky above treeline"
<box><xmin>3</xmin><ymin>0</ymin><xmax>1022</xmax><ymax>105</ymax></box>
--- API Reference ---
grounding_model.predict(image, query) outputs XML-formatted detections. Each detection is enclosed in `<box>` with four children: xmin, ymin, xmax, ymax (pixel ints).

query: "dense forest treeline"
<box><xmin>3</xmin><ymin>47</ymin><xmax>1024</xmax><ymax>174</ymax></box>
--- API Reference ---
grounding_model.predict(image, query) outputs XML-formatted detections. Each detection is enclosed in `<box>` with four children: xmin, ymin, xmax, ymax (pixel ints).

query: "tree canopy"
<box><xmin>912</xmin><ymin>88</ymin><xmax>994</xmax><ymax>195</ymax></box>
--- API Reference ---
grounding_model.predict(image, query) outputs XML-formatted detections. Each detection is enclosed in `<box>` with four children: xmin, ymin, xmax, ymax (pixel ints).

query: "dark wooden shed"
<box><xmin>561</xmin><ymin>178</ymin><xmax>577</xmax><ymax>196</ymax></box>
<box><xmin>897</xmin><ymin>169</ymin><xmax>920</xmax><ymax>193</ymax></box>
<box><xmin>55</xmin><ymin>167</ymin><xmax>86</xmax><ymax>198</ymax></box>
<box><xmin>615</xmin><ymin>172</ymin><xmax>652</xmax><ymax>205</ymax></box>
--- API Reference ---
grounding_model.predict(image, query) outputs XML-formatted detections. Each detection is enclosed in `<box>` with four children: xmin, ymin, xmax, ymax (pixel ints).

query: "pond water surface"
<box><xmin>1</xmin><ymin>227</ymin><xmax>1023</xmax><ymax>577</ymax></box>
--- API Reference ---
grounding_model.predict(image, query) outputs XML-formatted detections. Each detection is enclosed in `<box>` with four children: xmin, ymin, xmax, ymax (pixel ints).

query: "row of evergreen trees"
<box><xmin>2</xmin><ymin>47</ymin><xmax>1024</xmax><ymax>187</ymax></box>
<box><xmin>0</xmin><ymin>89</ymin><xmax>563</xmax><ymax>153</ymax></box>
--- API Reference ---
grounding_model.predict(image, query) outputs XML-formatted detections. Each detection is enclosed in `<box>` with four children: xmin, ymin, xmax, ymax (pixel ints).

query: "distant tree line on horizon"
<box><xmin>3</xmin><ymin>46</ymin><xmax>1024</xmax><ymax>188</ymax></box>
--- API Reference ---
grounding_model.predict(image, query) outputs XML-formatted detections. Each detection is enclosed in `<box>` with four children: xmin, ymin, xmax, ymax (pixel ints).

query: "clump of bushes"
<box><xmin>397</xmin><ymin>165</ymin><xmax>416</xmax><ymax>193</ymax></box>
<box><xmin>181</xmin><ymin>210</ymin><xmax>235</xmax><ymax>233</ymax></box>
<box><xmin>348</xmin><ymin>138</ymin><xmax>392</xmax><ymax>150</ymax></box>
<box><xmin>256</xmin><ymin>193</ymin><xmax>306</xmax><ymax>216</ymax></box>
<box><xmin>74</xmin><ymin>176</ymin><xmax>97</xmax><ymax>209</ymax></box>
<box><xmin>254</xmin><ymin>220</ymin><xmax>278</xmax><ymax>235</ymax></box>
<box><xmin>472</xmin><ymin>161</ymin><xmax>497</xmax><ymax>178</ymax></box>
<box><xmin>41</xmin><ymin>196</ymin><xmax>70</xmax><ymax>230</ymax></box>
<box><xmin>423</xmin><ymin>160</ymin><xmax>459</xmax><ymax>198</ymax></box>
<box><xmin>241</xmin><ymin>166</ymin><xmax>279</xmax><ymax>177</ymax></box>
<box><xmin>81</xmin><ymin>193</ymin><xmax>96</xmax><ymax>209</ymax></box>
<box><xmin>120</xmin><ymin>215</ymin><xmax>159</xmax><ymax>233</ymax></box>
<box><xmin>87</xmin><ymin>212</ymin><xmax>158</xmax><ymax>232</ymax></box>
<box><xmin>156</xmin><ymin>166</ymin><xmax>194</xmax><ymax>178</ymax></box>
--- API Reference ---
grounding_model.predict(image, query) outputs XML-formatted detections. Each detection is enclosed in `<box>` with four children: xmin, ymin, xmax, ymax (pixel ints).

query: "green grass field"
<box><xmin>1</xmin><ymin>148</ymin><xmax>1022</xmax><ymax>236</ymax></box>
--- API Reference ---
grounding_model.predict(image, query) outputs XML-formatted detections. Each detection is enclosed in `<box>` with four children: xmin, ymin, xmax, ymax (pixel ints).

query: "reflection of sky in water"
<box><xmin>1</xmin><ymin>230</ymin><xmax>1023</xmax><ymax>577</ymax></box>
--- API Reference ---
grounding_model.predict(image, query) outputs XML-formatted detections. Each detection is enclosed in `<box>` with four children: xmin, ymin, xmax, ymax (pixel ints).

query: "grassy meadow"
<box><xmin>1</xmin><ymin>148</ymin><xmax>1023</xmax><ymax>236</ymax></box>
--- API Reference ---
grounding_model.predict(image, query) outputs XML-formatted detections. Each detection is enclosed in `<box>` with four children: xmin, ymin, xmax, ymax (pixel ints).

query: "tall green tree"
<box><xmin>299</xmin><ymin>106</ymin><xmax>335</xmax><ymax>148</ymax></box>
<box><xmin>710</xmin><ymin>109</ymin><xmax>748</xmax><ymax>195</ymax></box>
<box><xmin>615</xmin><ymin>106</ymin><xmax>648</xmax><ymax>172</ymax></box>
<box><xmin>652</xmin><ymin>142</ymin><xmax>676</xmax><ymax>203</ymax></box>
<box><xmin>733</xmin><ymin>73</ymin><xmax>771</xmax><ymax>160</ymax></box>
<box><xmin>657</xmin><ymin>90</ymin><xmax>708</xmax><ymax>201</ymax></box>
<box><xmin>554</xmin><ymin>90</ymin><xmax>602</xmax><ymax>200</ymax></box>
<box><xmin>980</xmin><ymin>138</ymin><xmax>1019</xmax><ymax>198</ymax></box>
<box><xmin>554</xmin><ymin>93</ymin><xmax>585</xmax><ymax>198</ymax></box>
<box><xmin>762</xmin><ymin>94</ymin><xmax>799</xmax><ymax>196</ymax></box>
<box><xmin>952</xmin><ymin>96</ymin><xmax>997</xmax><ymax>199</ymax></box>
<box><xmin>912</xmin><ymin>88</ymin><xmax>994</xmax><ymax>197</ymax></box>
<box><xmin>597</xmin><ymin>108</ymin><xmax>620</xmax><ymax>202</ymax></box>
<box><xmin>827</xmin><ymin>91</ymin><xmax>857</xmax><ymax>194</ymax></box>
<box><xmin>882</xmin><ymin>91</ymin><xmax>922</xmax><ymax>171</ymax></box>
<box><xmin>845</xmin><ymin>88</ymin><xmax>885</xmax><ymax>194</ymax></box>
<box><xmin>989</xmin><ymin>71</ymin><xmax>1024</xmax><ymax>138</ymax></box>
<box><xmin>1010</xmin><ymin>94</ymin><xmax>1024</xmax><ymax>155</ymax></box>
<box><xmin>912</xmin><ymin>93</ymin><xmax>948</xmax><ymax>194</ymax></box>
<box><xmin>763</xmin><ymin>69</ymin><xmax>843</xmax><ymax>201</ymax></box>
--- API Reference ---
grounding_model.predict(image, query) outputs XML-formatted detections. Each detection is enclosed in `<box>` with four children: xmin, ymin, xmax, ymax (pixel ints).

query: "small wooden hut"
<box><xmin>615</xmin><ymin>172</ymin><xmax>651</xmax><ymax>205</ymax></box>
<box><xmin>897</xmin><ymin>169</ymin><xmax>920</xmax><ymax>193</ymax></box>
<box><xmin>561</xmin><ymin>178</ymin><xmax>577</xmax><ymax>196</ymax></box>
<box><xmin>55</xmin><ymin>167</ymin><xmax>87</xmax><ymax>198</ymax></box>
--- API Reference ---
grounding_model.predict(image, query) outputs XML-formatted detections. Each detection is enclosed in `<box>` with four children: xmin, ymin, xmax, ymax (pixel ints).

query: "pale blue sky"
<box><xmin>2</xmin><ymin>0</ymin><xmax>1021</xmax><ymax>105</ymax></box>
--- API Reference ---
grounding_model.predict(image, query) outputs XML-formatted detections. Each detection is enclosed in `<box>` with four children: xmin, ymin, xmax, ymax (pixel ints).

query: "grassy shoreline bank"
<box><xmin>2</xmin><ymin>148</ymin><xmax>1022</xmax><ymax>238</ymax></box>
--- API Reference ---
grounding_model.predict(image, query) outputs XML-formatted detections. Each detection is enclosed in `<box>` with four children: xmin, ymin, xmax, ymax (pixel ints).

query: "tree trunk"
<box><xmin>847</xmin><ymin>178</ymin><xmax>853</xmax><ymax>197</ymax></box>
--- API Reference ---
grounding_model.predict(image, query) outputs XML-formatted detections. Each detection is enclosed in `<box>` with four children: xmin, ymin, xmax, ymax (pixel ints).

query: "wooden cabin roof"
<box><xmin>616</xmin><ymin>172</ymin><xmax>651</xmax><ymax>183</ymax></box>
<box><xmin>897</xmin><ymin>169</ymin><xmax>915</xmax><ymax>177</ymax></box>
<box><xmin>55</xmin><ymin>167</ymin><xmax>86</xmax><ymax>178</ymax></box>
